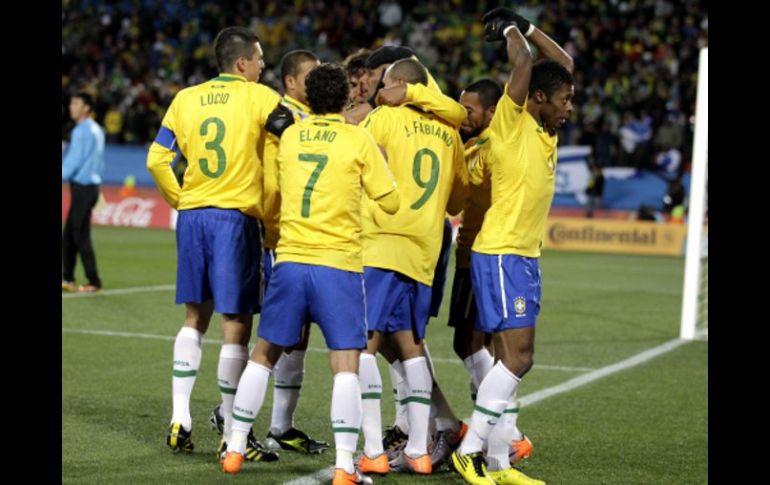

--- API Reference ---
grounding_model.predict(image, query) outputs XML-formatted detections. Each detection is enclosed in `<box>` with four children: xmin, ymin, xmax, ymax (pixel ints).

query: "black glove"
<box><xmin>481</xmin><ymin>7</ymin><xmax>532</xmax><ymax>41</ymax></box>
<box><xmin>364</xmin><ymin>46</ymin><xmax>415</xmax><ymax>70</ymax></box>
<box><xmin>265</xmin><ymin>103</ymin><xmax>295</xmax><ymax>138</ymax></box>
<box><xmin>483</xmin><ymin>18</ymin><xmax>516</xmax><ymax>42</ymax></box>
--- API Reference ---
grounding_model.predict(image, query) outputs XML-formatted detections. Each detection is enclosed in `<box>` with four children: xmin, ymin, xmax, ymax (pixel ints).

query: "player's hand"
<box><xmin>483</xmin><ymin>18</ymin><xmax>516</xmax><ymax>42</ymax></box>
<box><xmin>482</xmin><ymin>7</ymin><xmax>532</xmax><ymax>39</ymax></box>
<box><xmin>376</xmin><ymin>84</ymin><xmax>408</xmax><ymax>107</ymax></box>
<box><xmin>265</xmin><ymin>104</ymin><xmax>295</xmax><ymax>138</ymax></box>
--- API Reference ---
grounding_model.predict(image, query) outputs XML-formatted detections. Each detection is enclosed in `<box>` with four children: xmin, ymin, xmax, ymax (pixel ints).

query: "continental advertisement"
<box><xmin>545</xmin><ymin>217</ymin><xmax>687</xmax><ymax>256</ymax></box>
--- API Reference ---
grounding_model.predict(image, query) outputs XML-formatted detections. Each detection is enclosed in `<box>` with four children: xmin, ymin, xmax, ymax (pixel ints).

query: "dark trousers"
<box><xmin>62</xmin><ymin>183</ymin><xmax>101</xmax><ymax>287</ymax></box>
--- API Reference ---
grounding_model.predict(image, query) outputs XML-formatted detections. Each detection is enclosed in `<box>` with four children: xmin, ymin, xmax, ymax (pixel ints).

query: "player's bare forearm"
<box><xmin>506</xmin><ymin>27</ymin><xmax>533</xmax><ymax>105</ymax></box>
<box><xmin>528</xmin><ymin>28</ymin><xmax>574</xmax><ymax>73</ymax></box>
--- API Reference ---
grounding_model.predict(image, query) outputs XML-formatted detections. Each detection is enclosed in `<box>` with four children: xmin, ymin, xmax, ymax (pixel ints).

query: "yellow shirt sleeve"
<box><xmin>405</xmin><ymin>83</ymin><xmax>467</xmax><ymax>130</ymax></box>
<box><xmin>147</xmin><ymin>97</ymin><xmax>181</xmax><ymax>208</ymax></box>
<box><xmin>261</xmin><ymin>132</ymin><xmax>281</xmax><ymax>248</ymax></box>
<box><xmin>489</xmin><ymin>84</ymin><xmax>527</xmax><ymax>141</ymax></box>
<box><xmin>446</xmin><ymin>134</ymin><xmax>469</xmax><ymax>215</ymax></box>
<box><xmin>359</xmin><ymin>128</ymin><xmax>399</xmax><ymax>207</ymax></box>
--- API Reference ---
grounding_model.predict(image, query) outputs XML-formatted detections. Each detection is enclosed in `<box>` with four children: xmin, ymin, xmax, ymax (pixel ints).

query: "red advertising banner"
<box><xmin>62</xmin><ymin>184</ymin><xmax>175</xmax><ymax>229</ymax></box>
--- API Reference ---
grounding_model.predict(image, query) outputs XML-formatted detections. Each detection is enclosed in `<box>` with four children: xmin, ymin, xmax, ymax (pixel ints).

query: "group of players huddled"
<box><xmin>147</xmin><ymin>7</ymin><xmax>574</xmax><ymax>485</ymax></box>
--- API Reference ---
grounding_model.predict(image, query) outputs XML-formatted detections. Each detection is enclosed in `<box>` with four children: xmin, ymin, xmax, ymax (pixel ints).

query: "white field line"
<box><xmin>61</xmin><ymin>328</ymin><xmax>594</xmax><ymax>372</ymax></box>
<box><xmin>60</xmin><ymin>326</ymin><xmax>692</xmax><ymax>484</ymax></box>
<box><xmin>282</xmin><ymin>338</ymin><xmax>691</xmax><ymax>485</ymax></box>
<box><xmin>61</xmin><ymin>284</ymin><xmax>175</xmax><ymax>299</ymax></box>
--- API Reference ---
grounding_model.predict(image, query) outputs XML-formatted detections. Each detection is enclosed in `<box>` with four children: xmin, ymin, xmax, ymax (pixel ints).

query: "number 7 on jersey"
<box><xmin>299</xmin><ymin>153</ymin><xmax>328</xmax><ymax>218</ymax></box>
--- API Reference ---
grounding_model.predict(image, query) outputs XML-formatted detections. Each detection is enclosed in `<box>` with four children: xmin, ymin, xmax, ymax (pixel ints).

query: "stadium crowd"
<box><xmin>62</xmin><ymin>0</ymin><xmax>707</xmax><ymax>171</ymax></box>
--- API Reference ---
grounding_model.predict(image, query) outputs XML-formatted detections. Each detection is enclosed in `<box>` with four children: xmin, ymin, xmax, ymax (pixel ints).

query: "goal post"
<box><xmin>680</xmin><ymin>47</ymin><xmax>708</xmax><ymax>340</ymax></box>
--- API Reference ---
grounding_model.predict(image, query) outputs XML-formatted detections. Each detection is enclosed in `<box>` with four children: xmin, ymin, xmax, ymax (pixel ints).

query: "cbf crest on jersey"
<box><xmin>514</xmin><ymin>297</ymin><xmax>527</xmax><ymax>316</ymax></box>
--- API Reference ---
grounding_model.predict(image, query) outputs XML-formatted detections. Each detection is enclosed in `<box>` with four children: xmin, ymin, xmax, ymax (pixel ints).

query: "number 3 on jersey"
<box><xmin>199</xmin><ymin>117</ymin><xmax>226</xmax><ymax>178</ymax></box>
<box><xmin>299</xmin><ymin>153</ymin><xmax>328</xmax><ymax>218</ymax></box>
<box><xmin>411</xmin><ymin>148</ymin><xmax>439</xmax><ymax>210</ymax></box>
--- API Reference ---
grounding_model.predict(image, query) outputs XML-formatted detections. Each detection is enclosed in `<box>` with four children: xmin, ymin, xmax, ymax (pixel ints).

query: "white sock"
<box><xmin>332</xmin><ymin>372</ymin><xmax>361</xmax><ymax>474</ymax></box>
<box><xmin>464</xmin><ymin>348</ymin><xmax>494</xmax><ymax>402</ymax></box>
<box><xmin>487</xmin><ymin>398</ymin><xmax>517</xmax><ymax>471</ymax></box>
<box><xmin>403</xmin><ymin>356</ymin><xmax>432</xmax><ymax>457</ymax></box>
<box><xmin>227</xmin><ymin>361</ymin><xmax>271</xmax><ymax>454</ymax></box>
<box><xmin>459</xmin><ymin>361</ymin><xmax>520</xmax><ymax>455</ymax></box>
<box><xmin>171</xmin><ymin>327</ymin><xmax>202</xmax><ymax>430</ymax></box>
<box><xmin>217</xmin><ymin>344</ymin><xmax>248</xmax><ymax>443</ymax></box>
<box><xmin>270</xmin><ymin>350</ymin><xmax>306</xmax><ymax>435</ymax></box>
<box><xmin>388</xmin><ymin>360</ymin><xmax>410</xmax><ymax>433</ymax></box>
<box><xmin>359</xmin><ymin>353</ymin><xmax>384</xmax><ymax>458</ymax></box>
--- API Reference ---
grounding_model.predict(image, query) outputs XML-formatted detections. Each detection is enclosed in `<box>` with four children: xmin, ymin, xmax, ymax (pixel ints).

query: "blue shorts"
<box><xmin>364</xmin><ymin>267</ymin><xmax>432</xmax><ymax>339</ymax></box>
<box><xmin>429</xmin><ymin>218</ymin><xmax>453</xmax><ymax>317</ymax></box>
<box><xmin>176</xmin><ymin>208</ymin><xmax>260</xmax><ymax>314</ymax></box>
<box><xmin>448</xmin><ymin>267</ymin><xmax>480</xmax><ymax>329</ymax></box>
<box><xmin>470</xmin><ymin>252</ymin><xmax>541</xmax><ymax>332</ymax></box>
<box><xmin>258</xmin><ymin>263</ymin><xmax>366</xmax><ymax>350</ymax></box>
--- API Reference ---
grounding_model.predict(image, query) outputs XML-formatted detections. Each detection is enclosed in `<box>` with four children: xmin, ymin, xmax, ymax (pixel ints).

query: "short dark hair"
<box><xmin>464</xmin><ymin>79</ymin><xmax>503</xmax><ymax>110</ymax></box>
<box><xmin>343</xmin><ymin>49</ymin><xmax>371</xmax><ymax>78</ymax></box>
<box><xmin>306</xmin><ymin>63</ymin><xmax>350</xmax><ymax>115</ymax></box>
<box><xmin>529</xmin><ymin>59</ymin><xmax>574</xmax><ymax>98</ymax></box>
<box><xmin>73</xmin><ymin>92</ymin><xmax>95</xmax><ymax>110</ymax></box>
<box><xmin>213</xmin><ymin>27</ymin><xmax>260</xmax><ymax>72</ymax></box>
<box><xmin>385</xmin><ymin>58</ymin><xmax>428</xmax><ymax>86</ymax></box>
<box><xmin>280</xmin><ymin>50</ymin><xmax>319</xmax><ymax>87</ymax></box>
<box><xmin>364</xmin><ymin>45</ymin><xmax>415</xmax><ymax>70</ymax></box>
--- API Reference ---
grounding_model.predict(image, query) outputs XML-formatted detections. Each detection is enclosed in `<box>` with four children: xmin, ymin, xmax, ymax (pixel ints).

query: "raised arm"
<box><xmin>528</xmin><ymin>27</ymin><xmax>574</xmax><ymax>74</ymax></box>
<box><xmin>376</xmin><ymin>82</ymin><xmax>467</xmax><ymax>129</ymax></box>
<box><xmin>481</xmin><ymin>8</ymin><xmax>533</xmax><ymax>105</ymax></box>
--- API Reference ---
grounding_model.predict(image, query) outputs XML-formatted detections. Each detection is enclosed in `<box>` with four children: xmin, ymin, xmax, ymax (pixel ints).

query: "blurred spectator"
<box><xmin>585</xmin><ymin>163</ymin><xmax>605</xmax><ymax>218</ymax></box>
<box><xmin>654</xmin><ymin>146</ymin><xmax>682</xmax><ymax>176</ymax></box>
<box><xmin>62</xmin><ymin>0</ymin><xmax>708</xmax><ymax>166</ymax></box>
<box><xmin>636</xmin><ymin>204</ymin><xmax>662</xmax><ymax>222</ymax></box>
<box><xmin>663</xmin><ymin>178</ymin><xmax>686</xmax><ymax>214</ymax></box>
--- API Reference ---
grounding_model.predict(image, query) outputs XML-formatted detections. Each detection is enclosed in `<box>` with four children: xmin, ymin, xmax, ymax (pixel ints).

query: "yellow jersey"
<box><xmin>362</xmin><ymin>105</ymin><xmax>467</xmax><ymax>285</ymax></box>
<box><xmin>456</xmin><ymin>127</ymin><xmax>492</xmax><ymax>269</ymax></box>
<box><xmin>262</xmin><ymin>95</ymin><xmax>312</xmax><ymax>249</ymax></box>
<box><xmin>472</xmin><ymin>87</ymin><xmax>558</xmax><ymax>257</ymax></box>
<box><xmin>147</xmin><ymin>74</ymin><xmax>281</xmax><ymax>219</ymax></box>
<box><xmin>275</xmin><ymin>114</ymin><xmax>398</xmax><ymax>272</ymax></box>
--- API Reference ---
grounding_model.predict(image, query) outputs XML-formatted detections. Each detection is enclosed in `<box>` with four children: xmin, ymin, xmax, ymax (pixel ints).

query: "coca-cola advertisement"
<box><xmin>62</xmin><ymin>184</ymin><xmax>175</xmax><ymax>229</ymax></box>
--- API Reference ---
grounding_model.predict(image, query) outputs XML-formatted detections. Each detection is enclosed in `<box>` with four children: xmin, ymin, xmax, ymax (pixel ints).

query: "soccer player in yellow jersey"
<box><xmin>259</xmin><ymin>49</ymin><xmax>333</xmax><ymax>455</ymax></box>
<box><xmin>356</xmin><ymin>58</ymin><xmax>467</xmax><ymax>476</ymax></box>
<box><xmin>346</xmin><ymin>47</ymin><xmax>470</xmax><ymax>471</ymax></box>
<box><xmin>454</xmin><ymin>79</ymin><xmax>535</xmax><ymax>466</ymax></box>
<box><xmin>147</xmin><ymin>27</ymin><xmax>280</xmax><ymax>461</ymax></box>
<box><xmin>452</xmin><ymin>8</ymin><xmax>574</xmax><ymax>485</ymax></box>
<box><xmin>221</xmin><ymin>64</ymin><xmax>399</xmax><ymax>485</ymax></box>
<box><xmin>452</xmin><ymin>78</ymin><xmax>499</xmax><ymax>402</ymax></box>
<box><xmin>345</xmin><ymin>45</ymin><xmax>467</xmax><ymax>128</ymax></box>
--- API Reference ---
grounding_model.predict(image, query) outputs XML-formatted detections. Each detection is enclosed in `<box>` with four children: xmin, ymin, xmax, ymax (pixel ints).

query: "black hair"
<box><xmin>213</xmin><ymin>27</ymin><xmax>260</xmax><ymax>72</ymax></box>
<box><xmin>529</xmin><ymin>59</ymin><xmax>574</xmax><ymax>98</ymax></box>
<box><xmin>364</xmin><ymin>45</ymin><xmax>415</xmax><ymax>70</ymax></box>
<box><xmin>386</xmin><ymin>58</ymin><xmax>428</xmax><ymax>86</ymax></box>
<box><xmin>343</xmin><ymin>49</ymin><xmax>371</xmax><ymax>78</ymax></box>
<box><xmin>464</xmin><ymin>78</ymin><xmax>503</xmax><ymax>109</ymax></box>
<box><xmin>73</xmin><ymin>92</ymin><xmax>94</xmax><ymax>111</ymax></box>
<box><xmin>280</xmin><ymin>50</ymin><xmax>319</xmax><ymax>87</ymax></box>
<box><xmin>306</xmin><ymin>63</ymin><xmax>350</xmax><ymax>115</ymax></box>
